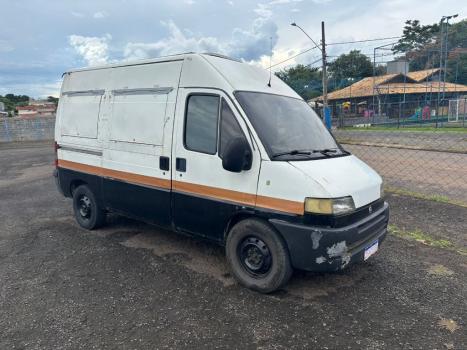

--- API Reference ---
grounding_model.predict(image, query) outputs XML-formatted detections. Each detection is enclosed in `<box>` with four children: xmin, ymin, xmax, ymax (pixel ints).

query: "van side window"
<box><xmin>185</xmin><ymin>94</ymin><xmax>219</xmax><ymax>154</ymax></box>
<box><xmin>219</xmin><ymin>99</ymin><xmax>246</xmax><ymax>159</ymax></box>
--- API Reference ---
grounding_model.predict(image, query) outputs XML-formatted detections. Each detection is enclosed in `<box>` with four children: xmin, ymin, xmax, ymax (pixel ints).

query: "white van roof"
<box><xmin>64</xmin><ymin>53</ymin><xmax>301</xmax><ymax>99</ymax></box>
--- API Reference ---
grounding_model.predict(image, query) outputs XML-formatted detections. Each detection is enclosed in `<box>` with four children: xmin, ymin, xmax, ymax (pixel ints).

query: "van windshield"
<box><xmin>234</xmin><ymin>91</ymin><xmax>347</xmax><ymax>160</ymax></box>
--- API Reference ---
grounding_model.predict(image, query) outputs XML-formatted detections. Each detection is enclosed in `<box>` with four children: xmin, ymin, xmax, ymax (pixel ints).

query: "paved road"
<box><xmin>344</xmin><ymin>144</ymin><xmax>467</xmax><ymax>204</ymax></box>
<box><xmin>1</xmin><ymin>143</ymin><xmax>466</xmax><ymax>349</ymax></box>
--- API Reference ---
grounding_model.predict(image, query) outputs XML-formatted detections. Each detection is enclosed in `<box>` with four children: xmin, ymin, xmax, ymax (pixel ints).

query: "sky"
<box><xmin>0</xmin><ymin>0</ymin><xmax>465</xmax><ymax>97</ymax></box>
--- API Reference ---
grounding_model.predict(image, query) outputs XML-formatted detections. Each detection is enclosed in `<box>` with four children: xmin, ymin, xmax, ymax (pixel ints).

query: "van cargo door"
<box><xmin>101</xmin><ymin>60</ymin><xmax>183</xmax><ymax>226</ymax></box>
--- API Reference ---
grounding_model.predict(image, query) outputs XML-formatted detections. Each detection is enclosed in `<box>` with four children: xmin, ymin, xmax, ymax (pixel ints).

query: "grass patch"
<box><xmin>385</xmin><ymin>187</ymin><xmax>467</xmax><ymax>208</ymax></box>
<box><xmin>340</xmin><ymin>126</ymin><xmax>467</xmax><ymax>133</ymax></box>
<box><xmin>388</xmin><ymin>224</ymin><xmax>467</xmax><ymax>256</ymax></box>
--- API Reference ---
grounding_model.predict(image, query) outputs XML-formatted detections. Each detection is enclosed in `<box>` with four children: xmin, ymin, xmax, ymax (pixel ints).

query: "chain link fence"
<box><xmin>330</xmin><ymin>99</ymin><xmax>467</xmax><ymax>204</ymax></box>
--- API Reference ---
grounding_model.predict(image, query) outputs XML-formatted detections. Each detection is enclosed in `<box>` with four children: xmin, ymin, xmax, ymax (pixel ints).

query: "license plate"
<box><xmin>364</xmin><ymin>240</ymin><xmax>379</xmax><ymax>260</ymax></box>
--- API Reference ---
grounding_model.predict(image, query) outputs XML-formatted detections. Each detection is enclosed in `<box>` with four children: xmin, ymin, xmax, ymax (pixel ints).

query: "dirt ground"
<box><xmin>0</xmin><ymin>142</ymin><xmax>466</xmax><ymax>349</ymax></box>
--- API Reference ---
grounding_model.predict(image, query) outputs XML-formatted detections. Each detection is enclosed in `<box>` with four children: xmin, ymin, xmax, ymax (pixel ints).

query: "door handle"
<box><xmin>159</xmin><ymin>156</ymin><xmax>170</xmax><ymax>171</ymax></box>
<box><xmin>176</xmin><ymin>158</ymin><xmax>186</xmax><ymax>172</ymax></box>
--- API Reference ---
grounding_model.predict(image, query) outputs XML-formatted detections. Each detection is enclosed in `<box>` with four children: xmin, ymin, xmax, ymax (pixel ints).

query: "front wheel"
<box><xmin>72</xmin><ymin>185</ymin><xmax>106</xmax><ymax>230</ymax></box>
<box><xmin>226</xmin><ymin>219</ymin><xmax>292</xmax><ymax>293</ymax></box>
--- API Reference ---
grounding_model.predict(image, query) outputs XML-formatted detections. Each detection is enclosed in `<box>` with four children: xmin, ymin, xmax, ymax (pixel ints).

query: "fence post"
<box><xmin>4</xmin><ymin>118</ymin><xmax>12</xmax><ymax>142</ymax></box>
<box><xmin>398</xmin><ymin>98</ymin><xmax>401</xmax><ymax>129</ymax></box>
<box><xmin>463</xmin><ymin>98</ymin><xmax>466</xmax><ymax>128</ymax></box>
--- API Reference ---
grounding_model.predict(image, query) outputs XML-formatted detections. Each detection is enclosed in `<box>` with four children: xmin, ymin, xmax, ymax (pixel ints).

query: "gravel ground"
<box><xmin>0</xmin><ymin>142</ymin><xmax>466</xmax><ymax>350</ymax></box>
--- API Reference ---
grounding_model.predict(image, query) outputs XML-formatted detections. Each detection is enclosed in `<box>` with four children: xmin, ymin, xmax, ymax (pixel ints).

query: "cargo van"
<box><xmin>54</xmin><ymin>53</ymin><xmax>389</xmax><ymax>293</ymax></box>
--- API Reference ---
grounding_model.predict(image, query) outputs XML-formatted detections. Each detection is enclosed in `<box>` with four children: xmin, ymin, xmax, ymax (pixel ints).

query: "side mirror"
<box><xmin>222</xmin><ymin>137</ymin><xmax>252</xmax><ymax>173</ymax></box>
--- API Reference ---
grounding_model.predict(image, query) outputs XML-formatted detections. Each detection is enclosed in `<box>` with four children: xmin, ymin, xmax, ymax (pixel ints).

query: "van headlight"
<box><xmin>304</xmin><ymin>196</ymin><xmax>355</xmax><ymax>215</ymax></box>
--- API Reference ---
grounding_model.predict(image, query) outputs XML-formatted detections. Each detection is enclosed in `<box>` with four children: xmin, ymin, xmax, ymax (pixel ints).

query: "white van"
<box><xmin>54</xmin><ymin>53</ymin><xmax>389</xmax><ymax>293</ymax></box>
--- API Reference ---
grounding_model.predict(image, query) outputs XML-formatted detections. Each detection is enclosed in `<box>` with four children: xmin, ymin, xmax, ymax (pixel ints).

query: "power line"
<box><xmin>304</xmin><ymin>57</ymin><xmax>322</xmax><ymax>68</ymax></box>
<box><xmin>270</xmin><ymin>44</ymin><xmax>320</xmax><ymax>68</ymax></box>
<box><xmin>327</xmin><ymin>52</ymin><xmax>396</xmax><ymax>58</ymax></box>
<box><xmin>270</xmin><ymin>36</ymin><xmax>402</xmax><ymax>69</ymax></box>
<box><xmin>326</xmin><ymin>36</ymin><xmax>401</xmax><ymax>46</ymax></box>
<box><xmin>272</xmin><ymin>57</ymin><xmax>321</xmax><ymax>72</ymax></box>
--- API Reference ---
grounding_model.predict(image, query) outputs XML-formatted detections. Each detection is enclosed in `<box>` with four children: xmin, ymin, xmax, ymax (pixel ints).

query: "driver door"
<box><xmin>171</xmin><ymin>88</ymin><xmax>260</xmax><ymax>241</ymax></box>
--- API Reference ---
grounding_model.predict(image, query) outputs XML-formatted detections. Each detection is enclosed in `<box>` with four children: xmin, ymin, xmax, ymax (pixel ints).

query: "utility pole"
<box><xmin>437</xmin><ymin>14</ymin><xmax>458</xmax><ymax>126</ymax></box>
<box><xmin>290</xmin><ymin>21</ymin><xmax>331</xmax><ymax>129</ymax></box>
<box><xmin>321</xmin><ymin>21</ymin><xmax>328</xmax><ymax>113</ymax></box>
<box><xmin>443</xmin><ymin>14</ymin><xmax>458</xmax><ymax>99</ymax></box>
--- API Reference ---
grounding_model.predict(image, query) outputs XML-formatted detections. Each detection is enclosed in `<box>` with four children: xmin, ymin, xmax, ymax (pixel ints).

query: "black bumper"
<box><xmin>270</xmin><ymin>202</ymin><xmax>389</xmax><ymax>271</ymax></box>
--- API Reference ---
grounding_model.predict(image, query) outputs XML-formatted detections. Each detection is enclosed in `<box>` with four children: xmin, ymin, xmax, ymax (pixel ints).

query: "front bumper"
<box><xmin>270</xmin><ymin>201</ymin><xmax>389</xmax><ymax>271</ymax></box>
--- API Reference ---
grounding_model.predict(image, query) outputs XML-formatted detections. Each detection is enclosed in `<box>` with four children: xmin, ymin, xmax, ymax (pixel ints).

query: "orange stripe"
<box><xmin>256</xmin><ymin>195</ymin><xmax>304</xmax><ymax>215</ymax></box>
<box><xmin>58</xmin><ymin>159</ymin><xmax>171</xmax><ymax>189</ymax></box>
<box><xmin>58</xmin><ymin>159</ymin><xmax>102</xmax><ymax>176</ymax></box>
<box><xmin>102</xmin><ymin>167</ymin><xmax>171</xmax><ymax>189</ymax></box>
<box><xmin>172</xmin><ymin>180</ymin><xmax>303</xmax><ymax>214</ymax></box>
<box><xmin>172</xmin><ymin>180</ymin><xmax>256</xmax><ymax>206</ymax></box>
<box><xmin>58</xmin><ymin>159</ymin><xmax>303</xmax><ymax>215</ymax></box>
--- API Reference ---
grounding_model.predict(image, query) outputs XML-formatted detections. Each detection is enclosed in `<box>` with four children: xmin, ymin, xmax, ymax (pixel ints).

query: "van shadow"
<box><xmin>96</xmin><ymin>215</ymin><xmax>375</xmax><ymax>301</ymax></box>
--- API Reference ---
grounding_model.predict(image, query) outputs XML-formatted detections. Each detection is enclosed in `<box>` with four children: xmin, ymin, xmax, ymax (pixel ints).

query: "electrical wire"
<box><xmin>326</xmin><ymin>36</ymin><xmax>401</xmax><ymax>46</ymax></box>
<box><xmin>272</xmin><ymin>57</ymin><xmax>321</xmax><ymax>73</ymax></box>
<box><xmin>270</xmin><ymin>36</ymin><xmax>402</xmax><ymax>69</ymax></box>
<box><xmin>269</xmin><ymin>44</ymin><xmax>320</xmax><ymax>68</ymax></box>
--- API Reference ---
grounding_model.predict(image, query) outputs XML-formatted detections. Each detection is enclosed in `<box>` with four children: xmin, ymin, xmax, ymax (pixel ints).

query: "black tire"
<box><xmin>72</xmin><ymin>184</ymin><xmax>106</xmax><ymax>230</ymax></box>
<box><xmin>226</xmin><ymin>218</ymin><xmax>292</xmax><ymax>293</ymax></box>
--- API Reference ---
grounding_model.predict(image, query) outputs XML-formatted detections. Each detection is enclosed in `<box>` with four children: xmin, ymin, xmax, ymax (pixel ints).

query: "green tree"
<box><xmin>447</xmin><ymin>53</ymin><xmax>467</xmax><ymax>85</ymax></box>
<box><xmin>47</xmin><ymin>96</ymin><xmax>59</xmax><ymax>105</ymax></box>
<box><xmin>392</xmin><ymin>19</ymin><xmax>466</xmax><ymax>75</ymax></box>
<box><xmin>327</xmin><ymin>50</ymin><xmax>373</xmax><ymax>89</ymax></box>
<box><xmin>0</xmin><ymin>94</ymin><xmax>30</xmax><ymax>116</ymax></box>
<box><xmin>0</xmin><ymin>96</ymin><xmax>16</xmax><ymax>112</ymax></box>
<box><xmin>275</xmin><ymin>64</ymin><xmax>322</xmax><ymax>100</ymax></box>
<box><xmin>393</xmin><ymin>20</ymin><xmax>439</xmax><ymax>54</ymax></box>
<box><xmin>4</xmin><ymin>94</ymin><xmax>29</xmax><ymax>104</ymax></box>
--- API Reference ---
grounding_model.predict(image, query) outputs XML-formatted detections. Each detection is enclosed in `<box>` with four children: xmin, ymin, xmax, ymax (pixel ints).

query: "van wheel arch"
<box><xmin>224</xmin><ymin>213</ymin><xmax>288</xmax><ymax>245</ymax></box>
<box><xmin>70</xmin><ymin>180</ymin><xmax>87</xmax><ymax>196</ymax></box>
<box><xmin>224</xmin><ymin>212</ymin><xmax>256</xmax><ymax>242</ymax></box>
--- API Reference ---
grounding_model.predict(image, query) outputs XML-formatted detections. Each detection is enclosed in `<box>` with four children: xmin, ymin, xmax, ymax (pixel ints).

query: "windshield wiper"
<box><xmin>271</xmin><ymin>150</ymin><xmax>313</xmax><ymax>159</ymax></box>
<box><xmin>311</xmin><ymin>148</ymin><xmax>339</xmax><ymax>157</ymax></box>
<box><xmin>271</xmin><ymin>148</ymin><xmax>343</xmax><ymax>159</ymax></box>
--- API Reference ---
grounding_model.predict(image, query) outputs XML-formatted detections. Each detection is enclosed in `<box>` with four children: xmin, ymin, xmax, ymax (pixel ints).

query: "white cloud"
<box><xmin>255</xmin><ymin>0</ymin><xmax>303</xmax><ymax>16</ymax></box>
<box><xmin>230</xmin><ymin>16</ymin><xmax>278</xmax><ymax>61</ymax></box>
<box><xmin>227</xmin><ymin>0</ymin><xmax>234</xmax><ymax>5</ymax></box>
<box><xmin>124</xmin><ymin>21</ymin><xmax>221</xmax><ymax>60</ymax></box>
<box><xmin>268</xmin><ymin>0</ymin><xmax>302</xmax><ymax>5</ymax></box>
<box><xmin>254</xmin><ymin>4</ymin><xmax>273</xmax><ymax>18</ymax></box>
<box><xmin>0</xmin><ymin>39</ymin><xmax>14</xmax><ymax>53</ymax></box>
<box><xmin>124</xmin><ymin>17</ymin><xmax>278</xmax><ymax>63</ymax></box>
<box><xmin>184</xmin><ymin>0</ymin><xmax>196</xmax><ymax>4</ymax></box>
<box><xmin>69</xmin><ymin>34</ymin><xmax>111</xmax><ymax>66</ymax></box>
<box><xmin>93</xmin><ymin>11</ymin><xmax>109</xmax><ymax>19</ymax></box>
<box><xmin>71</xmin><ymin>11</ymin><xmax>85</xmax><ymax>18</ymax></box>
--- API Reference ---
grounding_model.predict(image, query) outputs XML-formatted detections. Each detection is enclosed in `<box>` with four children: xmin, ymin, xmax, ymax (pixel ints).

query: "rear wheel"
<box><xmin>226</xmin><ymin>218</ymin><xmax>292</xmax><ymax>293</ymax></box>
<box><xmin>72</xmin><ymin>185</ymin><xmax>106</xmax><ymax>230</ymax></box>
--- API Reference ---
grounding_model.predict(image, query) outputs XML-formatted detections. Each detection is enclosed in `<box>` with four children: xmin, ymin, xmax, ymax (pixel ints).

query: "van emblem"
<box><xmin>369</xmin><ymin>205</ymin><xmax>373</xmax><ymax>214</ymax></box>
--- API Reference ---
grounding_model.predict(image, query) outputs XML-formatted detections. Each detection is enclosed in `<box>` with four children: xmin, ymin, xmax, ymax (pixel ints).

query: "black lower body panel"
<box><xmin>55</xmin><ymin>167</ymin><xmax>171</xmax><ymax>228</ymax></box>
<box><xmin>103</xmin><ymin>178</ymin><xmax>171</xmax><ymax>228</ymax></box>
<box><xmin>270</xmin><ymin>202</ymin><xmax>390</xmax><ymax>271</ymax></box>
